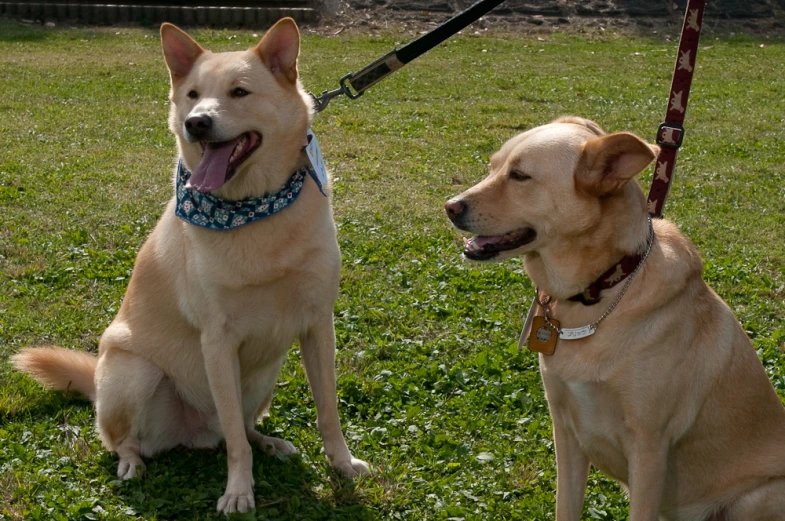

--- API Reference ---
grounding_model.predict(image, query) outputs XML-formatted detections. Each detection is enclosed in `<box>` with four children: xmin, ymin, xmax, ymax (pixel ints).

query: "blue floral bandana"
<box><xmin>174</xmin><ymin>160</ymin><xmax>326</xmax><ymax>231</ymax></box>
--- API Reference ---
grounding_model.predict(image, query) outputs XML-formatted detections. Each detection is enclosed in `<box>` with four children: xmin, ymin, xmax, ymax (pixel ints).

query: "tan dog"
<box><xmin>445</xmin><ymin>117</ymin><xmax>785</xmax><ymax>521</ymax></box>
<box><xmin>13</xmin><ymin>19</ymin><xmax>368</xmax><ymax>515</ymax></box>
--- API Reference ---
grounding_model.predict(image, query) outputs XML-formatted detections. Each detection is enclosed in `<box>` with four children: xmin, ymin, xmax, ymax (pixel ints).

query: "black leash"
<box><xmin>310</xmin><ymin>0</ymin><xmax>507</xmax><ymax>112</ymax></box>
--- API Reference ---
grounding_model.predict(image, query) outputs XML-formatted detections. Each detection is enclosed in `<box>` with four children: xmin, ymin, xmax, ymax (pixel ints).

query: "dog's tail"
<box><xmin>12</xmin><ymin>346</ymin><xmax>98</xmax><ymax>401</ymax></box>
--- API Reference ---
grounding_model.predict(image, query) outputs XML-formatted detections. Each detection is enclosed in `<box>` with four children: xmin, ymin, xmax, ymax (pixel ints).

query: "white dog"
<box><xmin>14</xmin><ymin>18</ymin><xmax>369</xmax><ymax>515</ymax></box>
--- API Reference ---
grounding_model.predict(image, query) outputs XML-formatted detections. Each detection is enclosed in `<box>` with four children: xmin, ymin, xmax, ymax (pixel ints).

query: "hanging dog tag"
<box><xmin>305</xmin><ymin>129</ymin><xmax>328</xmax><ymax>196</ymax></box>
<box><xmin>528</xmin><ymin>316</ymin><xmax>559</xmax><ymax>355</ymax></box>
<box><xmin>518</xmin><ymin>300</ymin><xmax>538</xmax><ymax>352</ymax></box>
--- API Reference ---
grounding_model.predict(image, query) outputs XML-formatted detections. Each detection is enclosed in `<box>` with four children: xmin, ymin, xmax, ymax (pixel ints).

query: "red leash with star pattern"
<box><xmin>647</xmin><ymin>0</ymin><xmax>706</xmax><ymax>218</ymax></box>
<box><xmin>568</xmin><ymin>0</ymin><xmax>707</xmax><ymax>305</ymax></box>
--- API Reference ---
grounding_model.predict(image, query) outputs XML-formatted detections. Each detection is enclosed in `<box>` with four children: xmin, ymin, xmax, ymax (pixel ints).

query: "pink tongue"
<box><xmin>187</xmin><ymin>138</ymin><xmax>240</xmax><ymax>193</ymax></box>
<box><xmin>474</xmin><ymin>235</ymin><xmax>505</xmax><ymax>247</ymax></box>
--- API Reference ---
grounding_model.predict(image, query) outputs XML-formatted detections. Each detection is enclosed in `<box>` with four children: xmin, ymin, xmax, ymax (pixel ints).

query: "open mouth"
<box><xmin>186</xmin><ymin>131</ymin><xmax>262</xmax><ymax>193</ymax></box>
<box><xmin>462</xmin><ymin>228</ymin><xmax>537</xmax><ymax>260</ymax></box>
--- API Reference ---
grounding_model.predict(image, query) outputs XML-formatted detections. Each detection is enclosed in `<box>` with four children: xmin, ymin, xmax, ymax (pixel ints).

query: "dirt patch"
<box><xmin>311</xmin><ymin>0</ymin><xmax>785</xmax><ymax>36</ymax></box>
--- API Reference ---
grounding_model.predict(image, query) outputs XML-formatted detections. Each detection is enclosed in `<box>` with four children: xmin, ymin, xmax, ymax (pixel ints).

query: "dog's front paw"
<box><xmin>216</xmin><ymin>483</ymin><xmax>255</xmax><ymax>514</ymax></box>
<box><xmin>333</xmin><ymin>456</ymin><xmax>370</xmax><ymax>478</ymax></box>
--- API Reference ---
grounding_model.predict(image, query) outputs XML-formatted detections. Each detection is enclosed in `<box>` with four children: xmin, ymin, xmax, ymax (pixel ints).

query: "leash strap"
<box><xmin>646</xmin><ymin>0</ymin><xmax>706</xmax><ymax>218</ymax></box>
<box><xmin>310</xmin><ymin>0</ymin><xmax>507</xmax><ymax>112</ymax></box>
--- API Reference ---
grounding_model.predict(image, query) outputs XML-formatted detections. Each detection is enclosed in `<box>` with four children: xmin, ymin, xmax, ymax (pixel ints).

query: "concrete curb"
<box><xmin>0</xmin><ymin>3</ymin><xmax>318</xmax><ymax>27</ymax></box>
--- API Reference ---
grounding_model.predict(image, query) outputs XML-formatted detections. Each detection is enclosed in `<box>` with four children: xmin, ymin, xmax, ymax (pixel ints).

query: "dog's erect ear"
<box><xmin>255</xmin><ymin>18</ymin><xmax>300</xmax><ymax>83</ymax></box>
<box><xmin>160</xmin><ymin>23</ymin><xmax>205</xmax><ymax>81</ymax></box>
<box><xmin>576</xmin><ymin>132</ymin><xmax>659</xmax><ymax>196</ymax></box>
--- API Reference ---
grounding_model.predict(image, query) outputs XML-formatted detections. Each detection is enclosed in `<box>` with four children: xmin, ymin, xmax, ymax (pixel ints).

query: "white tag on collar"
<box><xmin>559</xmin><ymin>324</ymin><xmax>596</xmax><ymax>340</ymax></box>
<box><xmin>519</xmin><ymin>299</ymin><xmax>539</xmax><ymax>352</ymax></box>
<box><xmin>305</xmin><ymin>129</ymin><xmax>329</xmax><ymax>195</ymax></box>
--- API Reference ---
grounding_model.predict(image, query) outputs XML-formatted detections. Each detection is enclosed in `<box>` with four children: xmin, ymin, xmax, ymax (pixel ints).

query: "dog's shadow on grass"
<box><xmin>4</xmin><ymin>368</ymin><xmax>374</xmax><ymax>519</ymax></box>
<box><xmin>107</xmin><ymin>443</ymin><xmax>375</xmax><ymax>521</ymax></box>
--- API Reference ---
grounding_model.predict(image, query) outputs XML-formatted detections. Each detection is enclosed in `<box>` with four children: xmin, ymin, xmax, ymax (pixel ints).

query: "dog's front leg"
<box><xmin>627</xmin><ymin>439</ymin><xmax>668</xmax><ymax>521</ymax></box>
<box><xmin>553</xmin><ymin>417</ymin><xmax>590</xmax><ymax>521</ymax></box>
<box><xmin>300</xmin><ymin>316</ymin><xmax>370</xmax><ymax>477</ymax></box>
<box><xmin>201</xmin><ymin>329</ymin><xmax>255</xmax><ymax>514</ymax></box>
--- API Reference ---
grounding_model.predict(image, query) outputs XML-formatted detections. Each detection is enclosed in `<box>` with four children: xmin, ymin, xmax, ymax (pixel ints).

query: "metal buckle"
<box><xmin>656</xmin><ymin>122</ymin><xmax>685</xmax><ymax>150</ymax></box>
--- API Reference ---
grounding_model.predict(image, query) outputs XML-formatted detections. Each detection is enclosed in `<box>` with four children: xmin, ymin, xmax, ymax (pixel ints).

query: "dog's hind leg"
<box><xmin>94</xmin><ymin>346</ymin><xmax>159</xmax><ymax>479</ymax></box>
<box><xmin>115</xmin><ymin>436</ymin><xmax>145</xmax><ymax>480</ymax></box>
<box><xmin>246</xmin><ymin>427</ymin><xmax>298</xmax><ymax>457</ymax></box>
<box><xmin>246</xmin><ymin>392</ymin><xmax>296</xmax><ymax>457</ymax></box>
<box><xmin>94</xmin><ymin>343</ymin><xmax>186</xmax><ymax>479</ymax></box>
<box><xmin>244</xmin><ymin>372</ymin><xmax>297</xmax><ymax>457</ymax></box>
<box><xmin>726</xmin><ymin>480</ymin><xmax>785</xmax><ymax>521</ymax></box>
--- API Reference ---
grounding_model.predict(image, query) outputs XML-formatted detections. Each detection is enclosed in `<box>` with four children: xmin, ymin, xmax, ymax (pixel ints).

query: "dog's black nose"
<box><xmin>445</xmin><ymin>198</ymin><xmax>466</xmax><ymax>222</ymax></box>
<box><xmin>184</xmin><ymin>114</ymin><xmax>212</xmax><ymax>139</ymax></box>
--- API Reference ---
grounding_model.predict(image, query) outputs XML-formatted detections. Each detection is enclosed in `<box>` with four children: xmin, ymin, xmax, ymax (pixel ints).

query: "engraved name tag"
<box><xmin>558</xmin><ymin>325</ymin><xmax>596</xmax><ymax>340</ymax></box>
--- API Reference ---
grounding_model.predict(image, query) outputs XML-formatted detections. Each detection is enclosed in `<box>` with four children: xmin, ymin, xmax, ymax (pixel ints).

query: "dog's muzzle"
<box><xmin>445</xmin><ymin>197</ymin><xmax>537</xmax><ymax>260</ymax></box>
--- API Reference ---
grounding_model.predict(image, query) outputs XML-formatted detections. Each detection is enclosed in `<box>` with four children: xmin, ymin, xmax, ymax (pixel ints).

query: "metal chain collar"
<box><xmin>539</xmin><ymin>215</ymin><xmax>655</xmax><ymax>336</ymax></box>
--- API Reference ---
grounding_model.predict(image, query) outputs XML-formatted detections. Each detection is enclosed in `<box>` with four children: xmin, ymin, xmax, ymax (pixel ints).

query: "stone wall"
<box><xmin>348</xmin><ymin>0</ymin><xmax>783</xmax><ymax>20</ymax></box>
<box><xmin>2</xmin><ymin>0</ymin><xmax>783</xmax><ymax>27</ymax></box>
<box><xmin>0</xmin><ymin>2</ymin><xmax>317</xmax><ymax>26</ymax></box>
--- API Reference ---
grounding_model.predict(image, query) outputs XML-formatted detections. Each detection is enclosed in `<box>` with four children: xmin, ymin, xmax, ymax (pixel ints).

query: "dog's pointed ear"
<box><xmin>160</xmin><ymin>23</ymin><xmax>205</xmax><ymax>81</ymax></box>
<box><xmin>255</xmin><ymin>18</ymin><xmax>300</xmax><ymax>83</ymax></box>
<box><xmin>576</xmin><ymin>133</ymin><xmax>659</xmax><ymax>196</ymax></box>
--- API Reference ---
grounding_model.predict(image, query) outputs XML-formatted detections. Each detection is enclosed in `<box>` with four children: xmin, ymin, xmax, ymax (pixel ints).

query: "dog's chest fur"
<box><xmin>539</xmin><ymin>340</ymin><xmax>626</xmax><ymax>473</ymax></box>
<box><xmin>183</xmin><ymin>213</ymin><xmax>338</xmax><ymax>346</ymax></box>
<box><xmin>127</xmin><ymin>192</ymin><xmax>340</xmax><ymax>404</ymax></box>
<box><xmin>548</xmin><ymin>375</ymin><xmax>631</xmax><ymax>481</ymax></box>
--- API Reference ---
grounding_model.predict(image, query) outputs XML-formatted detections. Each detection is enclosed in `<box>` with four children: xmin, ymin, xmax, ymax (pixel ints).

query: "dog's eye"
<box><xmin>231</xmin><ymin>87</ymin><xmax>250</xmax><ymax>98</ymax></box>
<box><xmin>509</xmin><ymin>170</ymin><xmax>531</xmax><ymax>182</ymax></box>
<box><xmin>187</xmin><ymin>90</ymin><xmax>199</xmax><ymax>100</ymax></box>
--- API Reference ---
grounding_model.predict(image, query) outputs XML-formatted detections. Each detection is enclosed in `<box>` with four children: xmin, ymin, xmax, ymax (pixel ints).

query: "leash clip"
<box><xmin>309</xmin><ymin>73</ymin><xmax>363</xmax><ymax>113</ymax></box>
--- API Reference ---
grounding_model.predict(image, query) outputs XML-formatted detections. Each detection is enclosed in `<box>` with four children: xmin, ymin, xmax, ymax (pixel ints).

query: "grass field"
<box><xmin>1</xmin><ymin>18</ymin><xmax>784</xmax><ymax>521</ymax></box>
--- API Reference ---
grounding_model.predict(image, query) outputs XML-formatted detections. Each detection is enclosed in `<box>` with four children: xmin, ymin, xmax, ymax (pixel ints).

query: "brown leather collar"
<box><xmin>568</xmin><ymin>251</ymin><xmax>644</xmax><ymax>306</ymax></box>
